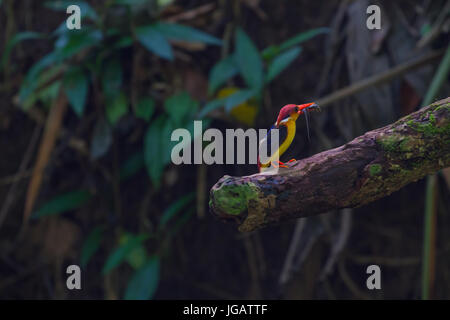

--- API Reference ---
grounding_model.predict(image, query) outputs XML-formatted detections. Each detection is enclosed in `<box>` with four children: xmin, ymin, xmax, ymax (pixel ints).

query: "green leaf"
<box><xmin>134</xmin><ymin>97</ymin><xmax>155</xmax><ymax>121</ymax></box>
<box><xmin>126</xmin><ymin>244</ymin><xmax>148</xmax><ymax>270</ymax></box>
<box><xmin>208</xmin><ymin>55</ymin><xmax>239</xmax><ymax>95</ymax></box>
<box><xmin>144</xmin><ymin>116</ymin><xmax>170</xmax><ymax>188</ymax></box>
<box><xmin>154</xmin><ymin>22</ymin><xmax>222</xmax><ymax>46</ymax></box>
<box><xmin>124</xmin><ymin>256</ymin><xmax>160</xmax><ymax>300</ymax></box>
<box><xmin>198</xmin><ymin>89</ymin><xmax>257</xmax><ymax>117</ymax></box>
<box><xmin>120</xmin><ymin>151</ymin><xmax>145</xmax><ymax>180</ymax></box>
<box><xmin>63</xmin><ymin>66</ymin><xmax>89</xmax><ymax>116</ymax></box>
<box><xmin>262</xmin><ymin>27</ymin><xmax>329</xmax><ymax>60</ymax></box>
<box><xmin>235</xmin><ymin>28</ymin><xmax>263</xmax><ymax>90</ymax></box>
<box><xmin>145</xmin><ymin>98</ymin><xmax>204</xmax><ymax>182</ymax></box>
<box><xmin>52</xmin><ymin>21</ymin><xmax>71</xmax><ymax>37</ymax></box>
<box><xmin>157</xmin><ymin>0</ymin><xmax>173</xmax><ymax>6</ymax></box>
<box><xmin>81</xmin><ymin>226</ymin><xmax>105</xmax><ymax>267</ymax></box>
<box><xmin>25</xmin><ymin>52</ymin><xmax>60</xmax><ymax>81</ymax></box>
<box><xmin>260</xmin><ymin>46</ymin><xmax>279</xmax><ymax>62</ymax></box>
<box><xmin>118</xmin><ymin>233</ymin><xmax>149</xmax><ymax>270</ymax></box>
<box><xmin>102</xmin><ymin>234</ymin><xmax>149</xmax><ymax>274</ymax></box>
<box><xmin>136</xmin><ymin>26</ymin><xmax>173</xmax><ymax>61</ymax></box>
<box><xmin>19</xmin><ymin>29</ymin><xmax>100</xmax><ymax>104</ymax></box>
<box><xmin>44</xmin><ymin>1</ymin><xmax>98</xmax><ymax>20</ymax></box>
<box><xmin>1</xmin><ymin>32</ymin><xmax>44</xmax><ymax>70</ymax></box>
<box><xmin>102</xmin><ymin>57</ymin><xmax>123</xmax><ymax>96</ymax></box>
<box><xmin>21</xmin><ymin>66</ymin><xmax>64</xmax><ymax>109</ymax></box>
<box><xmin>90</xmin><ymin>117</ymin><xmax>113</xmax><ymax>159</ymax></box>
<box><xmin>59</xmin><ymin>29</ymin><xmax>102</xmax><ymax>59</ymax></box>
<box><xmin>33</xmin><ymin>190</ymin><xmax>92</xmax><ymax>219</ymax></box>
<box><xmin>198</xmin><ymin>98</ymin><xmax>227</xmax><ymax>118</ymax></box>
<box><xmin>159</xmin><ymin>193</ymin><xmax>195</xmax><ymax>229</ymax></box>
<box><xmin>21</xmin><ymin>80</ymin><xmax>61</xmax><ymax>111</ymax></box>
<box><xmin>19</xmin><ymin>52</ymin><xmax>60</xmax><ymax>104</ymax></box>
<box><xmin>279</xmin><ymin>27</ymin><xmax>329</xmax><ymax>51</ymax></box>
<box><xmin>224</xmin><ymin>89</ymin><xmax>256</xmax><ymax>112</ymax></box>
<box><xmin>164</xmin><ymin>92</ymin><xmax>198</xmax><ymax>127</ymax></box>
<box><xmin>265</xmin><ymin>46</ymin><xmax>302</xmax><ymax>83</ymax></box>
<box><xmin>420</xmin><ymin>23</ymin><xmax>431</xmax><ymax>36</ymax></box>
<box><xmin>106</xmin><ymin>92</ymin><xmax>128</xmax><ymax>125</ymax></box>
<box><xmin>114</xmin><ymin>36</ymin><xmax>134</xmax><ymax>49</ymax></box>
<box><xmin>38</xmin><ymin>81</ymin><xmax>62</xmax><ymax>107</ymax></box>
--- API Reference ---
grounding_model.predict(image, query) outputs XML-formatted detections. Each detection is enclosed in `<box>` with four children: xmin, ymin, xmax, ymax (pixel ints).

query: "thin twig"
<box><xmin>165</xmin><ymin>3</ymin><xmax>216</xmax><ymax>23</ymax></box>
<box><xmin>279</xmin><ymin>218</ymin><xmax>306</xmax><ymax>287</ymax></box>
<box><xmin>24</xmin><ymin>107</ymin><xmax>89</xmax><ymax>156</ymax></box>
<box><xmin>23</xmin><ymin>89</ymin><xmax>68</xmax><ymax>224</ymax></box>
<box><xmin>0</xmin><ymin>169</ymin><xmax>31</xmax><ymax>186</ymax></box>
<box><xmin>348</xmin><ymin>253</ymin><xmax>420</xmax><ymax>267</ymax></box>
<box><xmin>316</xmin><ymin>50</ymin><xmax>444</xmax><ymax>107</ymax></box>
<box><xmin>319</xmin><ymin>208</ymin><xmax>352</xmax><ymax>280</ymax></box>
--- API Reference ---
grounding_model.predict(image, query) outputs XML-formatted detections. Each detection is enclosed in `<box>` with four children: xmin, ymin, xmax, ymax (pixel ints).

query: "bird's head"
<box><xmin>275</xmin><ymin>102</ymin><xmax>319</xmax><ymax>127</ymax></box>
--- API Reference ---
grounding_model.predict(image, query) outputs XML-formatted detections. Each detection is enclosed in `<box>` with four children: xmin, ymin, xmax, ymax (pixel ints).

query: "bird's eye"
<box><xmin>294</xmin><ymin>106</ymin><xmax>299</xmax><ymax>112</ymax></box>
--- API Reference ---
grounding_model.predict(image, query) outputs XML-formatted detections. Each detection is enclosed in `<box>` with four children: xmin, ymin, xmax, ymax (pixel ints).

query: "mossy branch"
<box><xmin>209</xmin><ymin>98</ymin><xmax>450</xmax><ymax>232</ymax></box>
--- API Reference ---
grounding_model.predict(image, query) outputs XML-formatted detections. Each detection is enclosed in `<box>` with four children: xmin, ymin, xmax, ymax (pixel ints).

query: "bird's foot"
<box><xmin>271</xmin><ymin>160</ymin><xmax>288</xmax><ymax>168</ymax></box>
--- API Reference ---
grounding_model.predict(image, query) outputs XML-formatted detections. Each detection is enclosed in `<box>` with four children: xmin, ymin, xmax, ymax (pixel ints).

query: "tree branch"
<box><xmin>209</xmin><ymin>98</ymin><xmax>450</xmax><ymax>232</ymax></box>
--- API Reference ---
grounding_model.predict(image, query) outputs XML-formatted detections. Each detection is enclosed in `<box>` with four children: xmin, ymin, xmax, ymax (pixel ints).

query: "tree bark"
<box><xmin>209</xmin><ymin>97</ymin><xmax>450</xmax><ymax>232</ymax></box>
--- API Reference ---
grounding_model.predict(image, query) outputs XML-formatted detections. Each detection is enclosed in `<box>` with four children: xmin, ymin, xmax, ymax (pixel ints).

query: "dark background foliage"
<box><xmin>0</xmin><ymin>0</ymin><xmax>449</xmax><ymax>299</ymax></box>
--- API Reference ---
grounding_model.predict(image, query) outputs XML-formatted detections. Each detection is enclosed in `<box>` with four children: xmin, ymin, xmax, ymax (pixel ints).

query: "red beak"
<box><xmin>297</xmin><ymin>102</ymin><xmax>319</xmax><ymax>114</ymax></box>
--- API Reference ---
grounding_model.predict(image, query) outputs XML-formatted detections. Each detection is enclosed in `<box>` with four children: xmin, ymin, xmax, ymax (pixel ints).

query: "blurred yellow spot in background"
<box><xmin>217</xmin><ymin>87</ymin><xmax>258</xmax><ymax>127</ymax></box>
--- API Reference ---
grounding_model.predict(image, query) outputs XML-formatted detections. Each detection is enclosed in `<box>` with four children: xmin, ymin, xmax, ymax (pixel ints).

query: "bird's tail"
<box><xmin>257</xmin><ymin>124</ymin><xmax>276</xmax><ymax>172</ymax></box>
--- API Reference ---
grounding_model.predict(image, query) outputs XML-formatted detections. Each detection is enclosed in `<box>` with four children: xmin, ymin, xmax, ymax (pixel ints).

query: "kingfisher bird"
<box><xmin>257</xmin><ymin>102</ymin><xmax>320</xmax><ymax>172</ymax></box>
